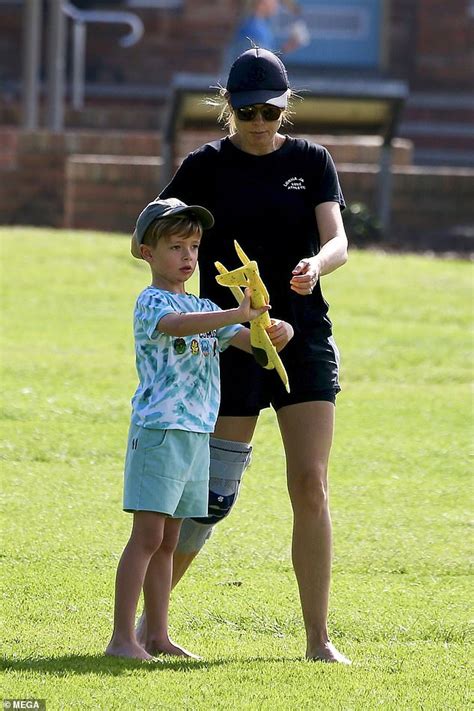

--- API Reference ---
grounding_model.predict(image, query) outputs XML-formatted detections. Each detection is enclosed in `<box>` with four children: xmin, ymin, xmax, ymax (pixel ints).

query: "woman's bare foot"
<box><xmin>105</xmin><ymin>639</ymin><xmax>154</xmax><ymax>661</ymax></box>
<box><xmin>146</xmin><ymin>637</ymin><xmax>201</xmax><ymax>659</ymax></box>
<box><xmin>306</xmin><ymin>641</ymin><xmax>351</xmax><ymax>665</ymax></box>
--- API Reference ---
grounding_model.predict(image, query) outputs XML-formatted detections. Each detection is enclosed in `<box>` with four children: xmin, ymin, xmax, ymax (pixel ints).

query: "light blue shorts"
<box><xmin>123</xmin><ymin>424</ymin><xmax>209</xmax><ymax>518</ymax></box>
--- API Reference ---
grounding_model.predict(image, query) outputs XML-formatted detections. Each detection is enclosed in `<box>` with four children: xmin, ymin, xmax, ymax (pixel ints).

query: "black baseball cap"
<box><xmin>226</xmin><ymin>47</ymin><xmax>290</xmax><ymax>109</ymax></box>
<box><xmin>131</xmin><ymin>197</ymin><xmax>214</xmax><ymax>259</ymax></box>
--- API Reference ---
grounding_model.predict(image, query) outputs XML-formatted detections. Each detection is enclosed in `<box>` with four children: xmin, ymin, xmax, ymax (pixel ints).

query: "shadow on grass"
<box><xmin>0</xmin><ymin>654</ymin><xmax>228</xmax><ymax>676</ymax></box>
<box><xmin>1</xmin><ymin>654</ymin><xmax>303</xmax><ymax>676</ymax></box>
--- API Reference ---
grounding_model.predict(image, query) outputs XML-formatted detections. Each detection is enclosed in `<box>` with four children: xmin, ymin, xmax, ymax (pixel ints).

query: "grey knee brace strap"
<box><xmin>176</xmin><ymin>438</ymin><xmax>252</xmax><ymax>554</ymax></box>
<box><xmin>207</xmin><ymin>436</ymin><xmax>252</xmax><ymax>482</ymax></box>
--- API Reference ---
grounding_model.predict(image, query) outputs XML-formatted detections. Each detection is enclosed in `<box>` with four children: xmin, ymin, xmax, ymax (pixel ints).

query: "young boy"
<box><xmin>105</xmin><ymin>197</ymin><xmax>293</xmax><ymax>660</ymax></box>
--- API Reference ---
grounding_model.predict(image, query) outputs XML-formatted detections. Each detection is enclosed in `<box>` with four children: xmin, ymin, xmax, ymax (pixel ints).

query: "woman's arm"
<box><xmin>290</xmin><ymin>201</ymin><xmax>348</xmax><ymax>295</ymax></box>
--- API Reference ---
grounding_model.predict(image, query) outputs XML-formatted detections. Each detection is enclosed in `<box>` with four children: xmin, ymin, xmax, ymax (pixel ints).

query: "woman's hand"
<box><xmin>236</xmin><ymin>287</ymin><xmax>270</xmax><ymax>322</ymax></box>
<box><xmin>266</xmin><ymin>318</ymin><xmax>294</xmax><ymax>352</ymax></box>
<box><xmin>290</xmin><ymin>257</ymin><xmax>321</xmax><ymax>296</ymax></box>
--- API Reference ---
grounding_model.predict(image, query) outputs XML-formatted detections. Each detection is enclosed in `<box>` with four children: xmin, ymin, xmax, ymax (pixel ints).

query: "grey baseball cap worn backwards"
<box><xmin>131</xmin><ymin>197</ymin><xmax>214</xmax><ymax>259</ymax></box>
<box><xmin>227</xmin><ymin>47</ymin><xmax>290</xmax><ymax>109</ymax></box>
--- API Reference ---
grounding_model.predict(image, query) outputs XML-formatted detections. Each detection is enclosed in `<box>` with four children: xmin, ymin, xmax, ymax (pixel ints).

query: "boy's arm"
<box><xmin>158</xmin><ymin>289</ymin><xmax>268</xmax><ymax>338</ymax></box>
<box><xmin>229</xmin><ymin>319</ymin><xmax>294</xmax><ymax>353</ymax></box>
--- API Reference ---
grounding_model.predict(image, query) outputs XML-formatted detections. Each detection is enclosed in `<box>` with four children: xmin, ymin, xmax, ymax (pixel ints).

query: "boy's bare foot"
<box><xmin>145</xmin><ymin>637</ymin><xmax>201</xmax><ymax>659</ymax></box>
<box><xmin>306</xmin><ymin>641</ymin><xmax>351</xmax><ymax>665</ymax></box>
<box><xmin>105</xmin><ymin>639</ymin><xmax>154</xmax><ymax>661</ymax></box>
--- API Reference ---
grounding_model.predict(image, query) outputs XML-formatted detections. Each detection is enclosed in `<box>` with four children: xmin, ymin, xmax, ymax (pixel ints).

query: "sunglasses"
<box><xmin>235</xmin><ymin>104</ymin><xmax>284</xmax><ymax>122</ymax></box>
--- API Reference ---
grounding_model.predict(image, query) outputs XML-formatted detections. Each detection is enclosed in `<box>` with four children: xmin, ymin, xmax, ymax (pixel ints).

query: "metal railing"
<box><xmin>22</xmin><ymin>0</ymin><xmax>144</xmax><ymax>131</ymax></box>
<box><xmin>63</xmin><ymin>1</ymin><xmax>144</xmax><ymax>110</ymax></box>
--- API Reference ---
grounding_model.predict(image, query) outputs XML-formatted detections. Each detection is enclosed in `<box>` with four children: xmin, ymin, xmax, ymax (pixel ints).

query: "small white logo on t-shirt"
<box><xmin>283</xmin><ymin>176</ymin><xmax>306</xmax><ymax>190</ymax></box>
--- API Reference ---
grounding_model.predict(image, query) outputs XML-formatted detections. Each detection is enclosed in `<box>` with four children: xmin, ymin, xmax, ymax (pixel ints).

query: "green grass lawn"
<box><xmin>1</xmin><ymin>227</ymin><xmax>472</xmax><ymax>710</ymax></box>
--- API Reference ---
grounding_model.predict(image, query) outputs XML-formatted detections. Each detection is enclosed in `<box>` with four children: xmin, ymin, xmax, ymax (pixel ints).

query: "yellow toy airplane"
<box><xmin>215</xmin><ymin>241</ymin><xmax>290</xmax><ymax>393</ymax></box>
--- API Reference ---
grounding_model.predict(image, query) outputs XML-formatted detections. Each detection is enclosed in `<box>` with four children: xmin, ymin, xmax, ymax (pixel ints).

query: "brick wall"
<box><xmin>339</xmin><ymin>164</ymin><xmax>474</xmax><ymax>248</ymax></box>
<box><xmin>0</xmin><ymin>128</ymin><xmax>19</xmax><ymax>223</ymax></box>
<box><xmin>414</xmin><ymin>0</ymin><xmax>474</xmax><ymax>90</ymax></box>
<box><xmin>0</xmin><ymin>129</ymin><xmax>161</xmax><ymax>226</ymax></box>
<box><xmin>0</xmin><ymin>127</ymin><xmax>412</xmax><ymax>225</ymax></box>
<box><xmin>1</xmin><ymin>127</ymin><xmax>472</xmax><ymax>249</ymax></box>
<box><xmin>0</xmin><ymin>127</ymin><xmax>18</xmax><ymax>169</ymax></box>
<box><xmin>0</xmin><ymin>4</ymin><xmax>23</xmax><ymax>91</ymax></box>
<box><xmin>62</xmin><ymin>137</ymin><xmax>473</xmax><ymax>250</ymax></box>
<box><xmin>65</xmin><ymin>155</ymin><xmax>162</xmax><ymax>232</ymax></box>
<box><xmin>387</xmin><ymin>0</ymin><xmax>418</xmax><ymax>80</ymax></box>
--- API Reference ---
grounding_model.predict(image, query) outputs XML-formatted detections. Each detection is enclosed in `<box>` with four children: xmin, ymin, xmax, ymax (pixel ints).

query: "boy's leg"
<box><xmin>142</xmin><ymin>517</ymin><xmax>199</xmax><ymax>657</ymax></box>
<box><xmin>106</xmin><ymin>511</ymin><xmax>165</xmax><ymax>660</ymax></box>
<box><xmin>136</xmin><ymin>417</ymin><xmax>257</xmax><ymax>646</ymax></box>
<box><xmin>136</xmin><ymin>546</ymin><xmax>199</xmax><ymax>645</ymax></box>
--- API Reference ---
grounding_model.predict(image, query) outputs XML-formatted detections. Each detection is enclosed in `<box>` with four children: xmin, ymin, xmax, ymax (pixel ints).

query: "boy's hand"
<box><xmin>266</xmin><ymin>318</ymin><xmax>294</xmax><ymax>352</ymax></box>
<box><xmin>237</xmin><ymin>288</ymin><xmax>270</xmax><ymax>322</ymax></box>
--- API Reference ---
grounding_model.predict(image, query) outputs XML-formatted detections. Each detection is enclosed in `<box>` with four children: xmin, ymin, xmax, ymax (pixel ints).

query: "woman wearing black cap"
<box><xmin>139</xmin><ymin>47</ymin><xmax>350</xmax><ymax>664</ymax></box>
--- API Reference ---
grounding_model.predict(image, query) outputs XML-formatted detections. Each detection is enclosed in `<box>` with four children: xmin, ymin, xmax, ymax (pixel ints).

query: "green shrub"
<box><xmin>343</xmin><ymin>202</ymin><xmax>383</xmax><ymax>246</ymax></box>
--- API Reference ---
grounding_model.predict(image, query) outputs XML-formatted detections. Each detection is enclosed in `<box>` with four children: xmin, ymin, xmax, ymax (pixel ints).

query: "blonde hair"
<box><xmin>142</xmin><ymin>214</ymin><xmax>202</xmax><ymax>250</ymax></box>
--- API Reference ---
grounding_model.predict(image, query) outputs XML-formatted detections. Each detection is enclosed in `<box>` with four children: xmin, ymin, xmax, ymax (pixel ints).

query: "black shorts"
<box><xmin>219</xmin><ymin>334</ymin><xmax>341</xmax><ymax>416</ymax></box>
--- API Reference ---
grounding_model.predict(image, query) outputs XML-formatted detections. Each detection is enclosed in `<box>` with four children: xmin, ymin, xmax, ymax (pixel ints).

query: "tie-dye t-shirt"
<box><xmin>131</xmin><ymin>287</ymin><xmax>243</xmax><ymax>432</ymax></box>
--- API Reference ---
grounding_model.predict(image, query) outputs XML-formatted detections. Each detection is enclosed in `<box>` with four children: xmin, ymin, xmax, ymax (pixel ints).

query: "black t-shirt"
<box><xmin>161</xmin><ymin>135</ymin><xmax>345</xmax><ymax>340</ymax></box>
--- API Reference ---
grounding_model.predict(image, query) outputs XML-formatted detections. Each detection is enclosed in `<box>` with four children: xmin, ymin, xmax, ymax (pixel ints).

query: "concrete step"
<box><xmin>413</xmin><ymin>147</ymin><xmax>474</xmax><ymax>168</ymax></box>
<box><xmin>400</xmin><ymin>92</ymin><xmax>474</xmax><ymax>165</ymax></box>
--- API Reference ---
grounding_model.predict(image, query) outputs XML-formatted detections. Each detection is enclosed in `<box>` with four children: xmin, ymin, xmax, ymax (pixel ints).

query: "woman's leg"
<box><xmin>171</xmin><ymin>416</ymin><xmax>259</xmax><ymax>581</ymax></box>
<box><xmin>169</xmin><ymin>416</ymin><xmax>259</xmax><ymax>584</ymax></box>
<box><xmin>212</xmin><ymin>415</ymin><xmax>259</xmax><ymax>443</ymax></box>
<box><xmin>106</xmin><ymin>511</ymin><xmax>165</xmax><ymax>659</ymax></box>
<box><xmin>277</xmin><ymin>401</ymin><xmax>350</xmax><ymax>663</ymax></box>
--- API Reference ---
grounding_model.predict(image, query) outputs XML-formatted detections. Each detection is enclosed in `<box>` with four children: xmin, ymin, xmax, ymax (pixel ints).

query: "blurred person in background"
<box><xmin>223</xmin><ymin>0</ymin><xmax>310</xmax><ymax>70</ymax></box>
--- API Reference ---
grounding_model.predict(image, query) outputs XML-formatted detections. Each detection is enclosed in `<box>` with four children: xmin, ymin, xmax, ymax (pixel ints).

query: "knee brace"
<box><xmin>175</xmin><ymin>437</ymin><xmax>252</xmax><ymax>554</ymax></box>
